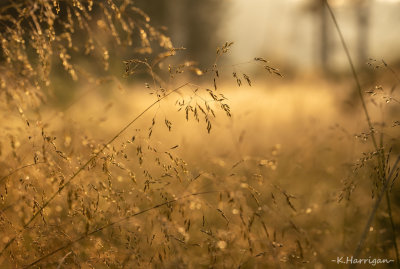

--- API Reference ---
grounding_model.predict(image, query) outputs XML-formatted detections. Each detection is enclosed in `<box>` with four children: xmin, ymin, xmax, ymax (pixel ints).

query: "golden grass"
<box><xmin>0</xmin><ymin>1</ymin><xmax>399</xmax><ymax>268</ymax></box>
<box><xmin>1</xmin><ymin>76</ymin><xmax>396</xmax><ymax>267</ymax></box>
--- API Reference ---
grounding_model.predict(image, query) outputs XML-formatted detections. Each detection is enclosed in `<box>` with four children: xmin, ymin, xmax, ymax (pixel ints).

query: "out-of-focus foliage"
<box><xmin>0</xmin><ymin>0</ymin><xmax>172</xmax><ymax>107</ymax></box>
<box><xmin>137</xmin><ymin>0</ymin><xmax>226</xmax><ymax>67</ymax></box>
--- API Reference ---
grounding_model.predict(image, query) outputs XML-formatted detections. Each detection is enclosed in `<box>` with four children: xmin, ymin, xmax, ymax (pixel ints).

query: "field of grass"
<box><xmin>0</xmin><ymin>74</ymin><xmax>399</xmax><ymax>268</ymax></box>
<box><xmin>0</xmin><ymin>1</ymin><xmax>399</xmax><ymax>268</ymax></box>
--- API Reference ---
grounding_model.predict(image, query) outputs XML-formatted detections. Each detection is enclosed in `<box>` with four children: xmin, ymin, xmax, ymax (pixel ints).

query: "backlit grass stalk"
<box><xmin>324</xmin><ymin>1</ymin><xmax>399</xmax><ymax>265</ymax></box>
<box><xmin>22</xmin><ymin>190</ymin><xmax>220</xmax><ymax>268</ymax></box>
<box><xmin>0</xmin><ymin>82</ymin><xmax>189</xmax><ymax>259</ymax></box>
<box><xmin>351</xmin><ymin>156</ymin><xmax>400</xmax><ymax>265</ymax></box>
<box><xmin>0</xmin><ymin>162</ymin><xmax>45</xmax><ymax>185</ymax></box>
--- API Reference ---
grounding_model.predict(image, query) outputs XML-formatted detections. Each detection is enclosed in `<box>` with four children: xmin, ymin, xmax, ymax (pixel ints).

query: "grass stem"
<box><xmin>0</xmin><ymin>82</ymin><xmax>189</xmax><ymax>258</ymax></box>
<box><xmin>22</xmin><ymin>190</ymin><xmax>219</xmax><ymax>268</ymax></box>
<box><xmin>325</xmin><ymin>1</ymin><xmax>399</xmax><ymax>265</ymax></box>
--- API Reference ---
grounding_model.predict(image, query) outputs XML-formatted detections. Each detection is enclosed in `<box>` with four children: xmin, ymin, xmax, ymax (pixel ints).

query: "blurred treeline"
<box><xmin>137</xmin><ymin>0</ymin><xmax>400</xmax><ymax>77</ymax></box>
<box><xmin>135</xmin><ymin>0</ymin><xmax>226</xmax><ymax>68</ymax></box>
<box><xmin>1</xmin><ymin>0</ymin><xmax>400</xmax><ymax>92</ymax></box>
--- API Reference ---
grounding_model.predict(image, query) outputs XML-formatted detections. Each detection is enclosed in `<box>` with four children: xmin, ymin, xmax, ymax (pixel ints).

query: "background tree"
<box><xmin>136</xmin><ymin>0</ymin><xmax>226</xmax><ymax>68</ymax></box>
<box><xmin>355</xmin><ymin>0</ymin><xmax>370</xmax><ymax>69</ymax></box>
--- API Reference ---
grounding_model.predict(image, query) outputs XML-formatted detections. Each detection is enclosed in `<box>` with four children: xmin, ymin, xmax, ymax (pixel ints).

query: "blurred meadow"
<box><xmin>0</xmin><ymin>0</ymin><xmax>399</xmax><ymax>268</ymax></box>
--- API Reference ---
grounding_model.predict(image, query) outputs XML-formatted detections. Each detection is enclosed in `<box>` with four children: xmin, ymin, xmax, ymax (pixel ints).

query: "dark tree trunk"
<box><xmin>320</xmin><ymin>0</ymin><xmax>330</xmax><ymax>74</ymax></box>
<box><xmin>356</xmin><ymin>1</ymin><xmax>370</xmax><ymax>69</ymax></box>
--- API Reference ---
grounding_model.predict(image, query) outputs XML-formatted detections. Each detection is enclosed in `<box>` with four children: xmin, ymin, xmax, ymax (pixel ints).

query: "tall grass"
<box><xmin>325</xmin><ymin>1</ymin><xmax>400</xmax><ymax>266</ymax></box>
<box><xmin>0</xmin><ymin>1</ymin><xmax>399</xmax><ymax>268</ymax></box>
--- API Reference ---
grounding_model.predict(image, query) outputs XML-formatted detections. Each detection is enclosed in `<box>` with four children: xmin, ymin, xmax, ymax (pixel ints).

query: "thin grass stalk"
<box><xmin>324</xmin><ymin>0</ymin><xmax>386</xmax><ymax>182</ymax></box>
<box><xmin>380</xmin><ymin>134</ymin><xmax>399</xmax><ymax>266</ymax></box>
<box><xmin>324</xmin><ymin>2</ymin><xmax>376</xmax><ymax>147</ymax></box>
<box><xmin>0</xmin><ymin>162</ymin><xmax>45</xmax><ymax>185</ymax></box>
<box><xmin>382</xmin><ymin>60</ymin><xmax>400</xmax><ymax>84</ymax></box>
<box><xmin>351</xmin><ymin>156</ymin><xmax>400</xmax><ymax>267</ymax></box>
<box><xmin>386</xmin><ymin>190</ymin><xmax>400</xmax><ymax>265</ymax></box>
<box><xmin>56</xmin><ymin>251</ymin><xmax>72</xmax><ymax>269</ymax></box>
<box><xmin>0</xmin><ymin>82</ymin><xmax>189</xmax><ymax>258</ymax></box>
<box><xmin>324</xmin><ymin>1</ymin><xmax>399</xmax><ymax>265</ymax></box>
<box><xmin>22</xmin><ymin>190</ymin><xmax>219</xmax><ymax>268</ymax></box>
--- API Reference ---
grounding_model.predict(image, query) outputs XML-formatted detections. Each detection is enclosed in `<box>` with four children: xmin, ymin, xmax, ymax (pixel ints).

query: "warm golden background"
<box><xmin>0</xmin><ymin>0</ymin><xmax>399</xmax><ymax>268</ymax></box>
